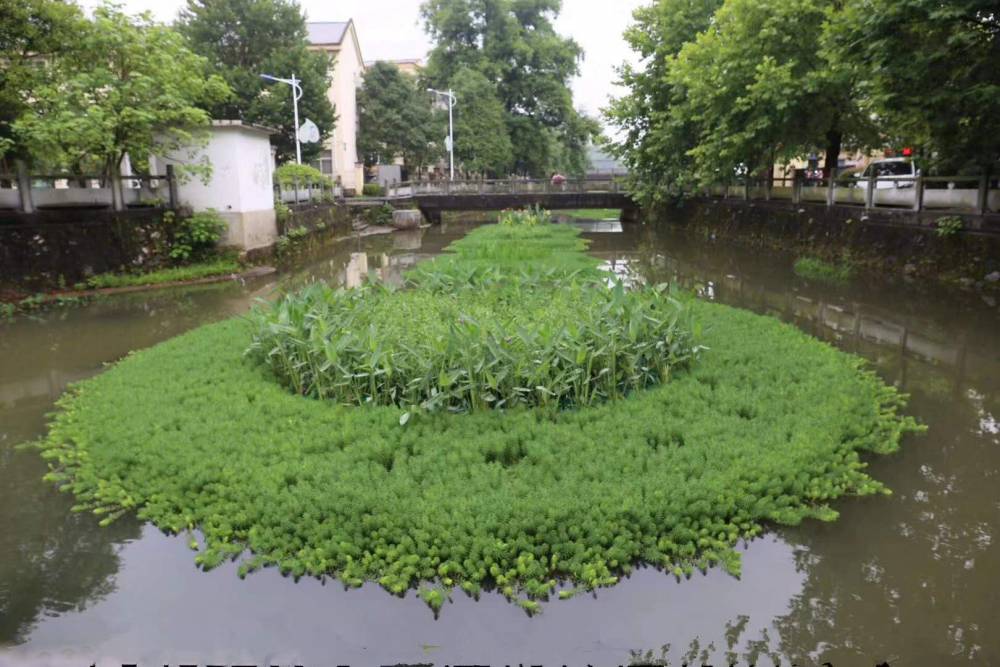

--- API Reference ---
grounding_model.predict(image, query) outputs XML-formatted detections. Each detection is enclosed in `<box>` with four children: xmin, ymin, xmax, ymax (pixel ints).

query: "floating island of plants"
<box><xmin>37</xmin><ymin>209</ymin><xmax>921</xmax><ymax>614</ymax></box>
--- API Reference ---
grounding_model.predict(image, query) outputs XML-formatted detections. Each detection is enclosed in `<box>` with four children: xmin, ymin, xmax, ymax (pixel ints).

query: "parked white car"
<box><xmin>855</xmin><ymin>158</ymin><xmax>918</xmax><ymax>189</ymax></box>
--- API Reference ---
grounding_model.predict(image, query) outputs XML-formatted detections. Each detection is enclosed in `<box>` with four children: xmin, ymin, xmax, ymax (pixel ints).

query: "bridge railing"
<box><xmin>707</xmin><ymin>173</ymin><xmax>999</xmax><ymax>214</ymax></box>
<box><xmin>385</xmin><ymin>178</ymin><xmax>624</xmax><ymax>198</ymax></box>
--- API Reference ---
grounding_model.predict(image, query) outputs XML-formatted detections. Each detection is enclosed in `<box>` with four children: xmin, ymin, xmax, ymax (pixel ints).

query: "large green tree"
<box><xmin>177</xmin><ymin>0</ymin><xmax>336</xmax><ymax>164</ymax></box>
<box><xmin>610</xmin><ymin>0</ymin><xmax>877</xmax><ymax>196</ymax></box>
<box><xmin>449</xmin><ymin>67</ymin><xmax>512</xmax><ymax>176</ymax></box>
<box><xmin>670</xmin><ymin>0</ymin><xmax>864</xmax><ymax>182</ymax></box>
<box><xmin>831</xmin><ymin>0</ymin><xmax>1000</xmax><ymax>174</ymax></box>
<box><xmin>0</xmin><ymin>0</ymin><xmax>83</xmax><ymax>163</ymax></box>
<box><xmin>420</xmin><ymin>0</ymin><xmax>597</xmax><ymax>176</ymax></box>
<box><xmin>605</xmin><ymin>0</ymin><xmax>724</xmax><ymax>201</ymax></box>
<box><xmin>13</xmin><ymin>3</ymin><xmax>229</xmax><ymax>180</ymax></box>
<box><xmin>357</xmin><ymin>61</ymin><xmax>442</xmax><ymax>170</ymax></box>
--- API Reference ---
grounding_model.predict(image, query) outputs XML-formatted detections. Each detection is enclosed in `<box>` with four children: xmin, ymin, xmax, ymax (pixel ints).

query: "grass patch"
<box><xmin>85</xmin><ymin>259</ymin><xmax>241</xmax><ymax>290</ymax></box>
<box><xmin>793</xmin><ymin>256</ymin><xmax>855</xmax><ymax>284</ymax></box>
<box><xmin>559</xmin><ymin>209</ymin><xmax>622</xmax><ymax>220</ymax></box>
<box><xmin>35</xmin><ymin>210</ymin><xmax>920</xmax><ymax>613</ymax></box>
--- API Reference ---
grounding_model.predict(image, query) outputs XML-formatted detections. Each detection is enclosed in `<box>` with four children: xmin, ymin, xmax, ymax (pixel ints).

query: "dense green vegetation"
<box><xmin>793</xmin><ymin>257</ymin><xmax>855</xmax><ymax>284</ymax></box>
<box><xmin>36</xmin><ymin>214</ymin><xmax>920</xmax><ymax>613</ymax></box>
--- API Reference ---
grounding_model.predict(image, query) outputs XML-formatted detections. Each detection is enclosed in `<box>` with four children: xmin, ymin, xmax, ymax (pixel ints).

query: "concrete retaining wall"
<box><xmin>665</xmin><ymin>199</ymin><xmax>1000</xmax><ymax>286</ymax></box>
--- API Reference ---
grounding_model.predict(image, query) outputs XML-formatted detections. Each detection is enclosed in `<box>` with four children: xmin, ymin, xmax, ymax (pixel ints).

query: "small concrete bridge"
<box><xmin>384</xmin><ymin>178</ymin><xmax>638</xmax><ymax>223</ymax></box>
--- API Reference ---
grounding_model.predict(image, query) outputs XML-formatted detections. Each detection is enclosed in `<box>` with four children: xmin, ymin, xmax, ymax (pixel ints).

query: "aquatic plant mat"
<box><xmin>37</xmin><ymin>218</ymin><xmax>920</xmax><ymax>614</ymax></box>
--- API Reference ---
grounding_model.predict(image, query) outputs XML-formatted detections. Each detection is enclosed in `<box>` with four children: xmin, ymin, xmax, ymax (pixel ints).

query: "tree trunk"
<box><xmin>824</xmin><ymin>128</ymin><xmax>842</xmax><ymax>179</ymax></box>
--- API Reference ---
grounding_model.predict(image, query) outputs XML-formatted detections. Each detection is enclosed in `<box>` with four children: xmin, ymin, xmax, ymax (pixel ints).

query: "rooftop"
<box><xmin>306</xmin><ymin>21</ymin><xmax>350</xmax><ymax>46</ymax></box>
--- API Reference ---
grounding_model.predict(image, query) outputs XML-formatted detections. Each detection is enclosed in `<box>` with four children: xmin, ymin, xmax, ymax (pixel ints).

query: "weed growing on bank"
<box><xmin>85</xmin><ymin>259</ymin><xmax>241</xmax><ymax>289</ymax></box>
<box><xmin>793</xmin><ymin>256</ymin><xmax>855</xmax><ymax>284</ymax></box>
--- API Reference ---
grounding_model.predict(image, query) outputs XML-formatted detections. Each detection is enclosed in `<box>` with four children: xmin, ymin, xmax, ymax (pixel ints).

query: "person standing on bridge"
<box><xmin>550</xmin><ymin>172</ymin><xmax>566</xmax><ymax>191</ymax></box>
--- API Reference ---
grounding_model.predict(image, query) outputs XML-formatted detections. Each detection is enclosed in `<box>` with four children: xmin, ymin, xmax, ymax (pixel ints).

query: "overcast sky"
<box><xmin>80</xmin><ymin>0</ymin><xmax>646</xmax><ymax>127</ymax></box>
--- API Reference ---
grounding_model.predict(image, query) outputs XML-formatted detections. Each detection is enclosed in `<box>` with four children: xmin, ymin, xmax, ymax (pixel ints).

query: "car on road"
<box><xmin>855</xmin><ymin>157</ymin><xmax>918</xmax><ymax>189</ymax></box>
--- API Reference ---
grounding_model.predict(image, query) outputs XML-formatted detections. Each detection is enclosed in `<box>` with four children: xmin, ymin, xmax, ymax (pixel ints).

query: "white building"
<box><xmin>306</xmin><ymin>20</ymin><xmax>365</xmax><ymax>195</ymax></box>
<box><xmin>151</xmin><ymin>121</ymin><xmax>278</xmax><ymax>251</ymax></box>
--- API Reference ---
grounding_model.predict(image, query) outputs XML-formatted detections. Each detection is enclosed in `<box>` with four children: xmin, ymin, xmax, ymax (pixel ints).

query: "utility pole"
<box><xmin>428</xmin><ymin>88</ymin><xmax>457</xmax><ymax>180</ymax></box>
<box><xmin>261</xmin><ymin>73</ymin><xmax>304</xmax><ymax>164</ymax></box>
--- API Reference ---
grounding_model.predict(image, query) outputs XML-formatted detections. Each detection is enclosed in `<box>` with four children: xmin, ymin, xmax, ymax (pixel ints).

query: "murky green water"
<box><xmin>1</xmin><ymin>219</ymin><xmax>998</xmax><ymax>666</ymax></box>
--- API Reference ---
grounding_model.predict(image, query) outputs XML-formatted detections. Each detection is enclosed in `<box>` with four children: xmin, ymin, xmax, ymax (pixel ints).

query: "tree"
<box><xmin>609</xmin><ymin>0</ymin><xmax>880</xmax><ymax>198</ymax></box>
<box><xmin>449</xmin><ymin>68</ymin><xmax>512</xmax><ymax>176</ymax></box>
<box><xmin>668</xmin><ymin>0</ymin><xmax>874</xmax><ymax>184</ymax></box>
<box><xmin>605</xmin><ymin>0</ymin><xmax>724</xmax><ymax>201</ymax></box>
<box><xmin>13</xmin><ymin>3</ymin><xmax>230</xmax><ymax>180</ymax></box>
<box><xmin>0</xmin><ymin>0</ymin><xmax>83</xmax><ymax>163</ymax></box>
<box><xmin>831</xmin><ymin>0</ymin><xmax>1000</xmax><ymax>174</ymax></box>
<box><xmin>177</xmin><ymin>0</ymin><xmax>336</xmax><ymax>164</ymax></box>
<box><xmin>356</xmin><ymin>61</ymin><xmax>442</xmax><ymax>171</ymax></box>
<box><xmin>420</xmin><ymin>0</ymin><xmax>596</xmax><ymax>176</ymax></box>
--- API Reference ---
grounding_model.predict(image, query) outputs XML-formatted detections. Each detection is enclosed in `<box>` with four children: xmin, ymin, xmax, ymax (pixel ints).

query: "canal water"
<box><xmin>1</xmin><ymin>219</ymin><xmax>998</xmax><ymax>666</ymax></box>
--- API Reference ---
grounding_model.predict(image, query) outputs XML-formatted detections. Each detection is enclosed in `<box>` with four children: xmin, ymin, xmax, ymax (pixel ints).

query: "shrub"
<box><xmin>935</xmin><ymin>215</ymin><xmax>963</xmax><ymax>238</ymax></box>
<box><xmin>362</xmin><ymin>203</ymin><xmax>395</xmax><ymax>226</ymax></box>
<box><xmin>275</xmin><ymin>201</ymin><xmax>291</xmax><ymax>227</ymax></box>
<box><xmin>793</xmin><ymin>256</ymin><xmax>854</xmax><ymax>284</ymax></box>
<box><xmin>170</xmin><ymin>210</ymin><xmax>227</xmax><ymax>263</ymax></box>
<box><xmin>362</xmin><ymin>183</ymin><xmax>385</xmax><ymax>197</ymax></box>
<box><xmin>274</xmin><ymin>163</ymin><xmax>330</xmax><ymax>186</ymax></box>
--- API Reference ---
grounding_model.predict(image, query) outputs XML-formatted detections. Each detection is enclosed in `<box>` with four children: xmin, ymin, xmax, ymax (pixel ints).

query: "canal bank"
<box><xmin>662</xmin><ymin>198</ymin><xmax>1000</xmax><ymax>290</ymax></box>
<box><xmin>1</xmin><ymin>218</ymin><xmax>997</xmax><ymax>665</ymax></box>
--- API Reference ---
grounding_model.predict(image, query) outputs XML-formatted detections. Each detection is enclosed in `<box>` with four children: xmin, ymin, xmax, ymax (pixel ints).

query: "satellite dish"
<box><xmin>297</xmin><ymin>119</ymin><xmax>320</xmax><ymax>144</ymax></box>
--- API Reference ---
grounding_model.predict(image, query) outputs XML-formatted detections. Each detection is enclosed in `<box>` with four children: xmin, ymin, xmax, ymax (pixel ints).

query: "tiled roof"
<box><xmin>306</xmin><ymin>21</ymin><xmax>349</xmax><ymax>45</ymax></box>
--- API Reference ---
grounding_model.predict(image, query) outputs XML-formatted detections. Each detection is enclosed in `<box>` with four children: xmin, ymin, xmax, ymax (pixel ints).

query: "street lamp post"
<box><xmin>260</xmin><ymin>73</ymin><xmax>304</xmax><ymax>164</ymax></box>
<box><xmin>428</xmin><ymin>88</ymin><xmax>456</xmax><ymax>180</ymax></box>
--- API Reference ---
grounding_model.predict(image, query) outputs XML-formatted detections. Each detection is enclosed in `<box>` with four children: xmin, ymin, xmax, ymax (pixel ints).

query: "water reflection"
<box><xmin>601</xmin><ymin>223</ymin><xmax>1000</xmax><ymax>665</ymax></box>
<box><xmin>1</xmin><ymin>220</ymin><xmax>998</xmax><ymax>664</ymax></box>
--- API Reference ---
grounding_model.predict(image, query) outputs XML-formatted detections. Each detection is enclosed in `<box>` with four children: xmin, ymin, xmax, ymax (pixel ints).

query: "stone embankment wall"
<box><xmin>0</xmin><ymin>203</ymin><xmax>372</xmax><ymax>291</ymax></box>
<box><xmin>0</xmin><ymin>208</ymin><xmax>177</xmax><ymax>290</ymax></box>
<box><xmin>668</xmin><ymin>199</ymin><xmax>1000</xmax><ymax>288</ymax></box>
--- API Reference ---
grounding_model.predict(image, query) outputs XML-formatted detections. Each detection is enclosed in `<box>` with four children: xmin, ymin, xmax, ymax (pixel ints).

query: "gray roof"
<box><xmin>306</xmin><ymin>22</ymin><xmax>349</xmax><ymax>45</ymax></box>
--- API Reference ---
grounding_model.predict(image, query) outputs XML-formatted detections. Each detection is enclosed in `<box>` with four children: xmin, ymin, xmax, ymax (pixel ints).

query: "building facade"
<box><xmin>306</xmin><ymin>21</ymin><xmax>365</xmax><ymax>195</ymax></box>
<box><xmin>151</xmin><ymin>121</ymin><xmax>278</xmax><ymax>251</ymax></box>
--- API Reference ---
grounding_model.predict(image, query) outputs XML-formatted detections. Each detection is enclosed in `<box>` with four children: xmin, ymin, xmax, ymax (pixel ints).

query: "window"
<box><xmin>314</xmin><ymin>149</ymin><xmax>334</xmax><ymax>176</ymax></box>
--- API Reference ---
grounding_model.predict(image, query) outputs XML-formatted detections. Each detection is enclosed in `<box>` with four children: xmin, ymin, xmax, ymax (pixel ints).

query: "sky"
<box><xmin>80</xmin><ymin>0</ymin><xmax>646</xmax><ymax>127</ymax></box>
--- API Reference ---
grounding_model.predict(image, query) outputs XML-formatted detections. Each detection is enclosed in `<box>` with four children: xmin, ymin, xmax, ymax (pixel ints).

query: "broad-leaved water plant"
<box><xmin>247</xmin><ymin>224</ymin><xmax>700</xmax><ymax>413</ymax></box>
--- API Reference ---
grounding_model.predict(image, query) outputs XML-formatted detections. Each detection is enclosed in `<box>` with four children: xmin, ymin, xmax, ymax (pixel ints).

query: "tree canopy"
<box><xmin>356</xmin><ymin>61</ymin><xmax>442</xmax><ymax>170</ymax></box>
<box><xmin>0</xmin><ymin>0</ymin><xmax>83</xmax><ymax>163</ymax></box>
<box><xmin>449</xmin><ymin>68</ymin><xmax>513</xmax><ymax>176</ymax></box>
<box><xmin>609</xmin><ymin>0</ymin><xmax>1000</xmax><ymax>202</ymax></box>
<box><xmin>829</xmin><ymin>0</ymin><xmax>1000</xmax><ymax>173</ymax></box>
<box><xmin>12</xmin><ymin>3</ymin><xmax>229</xmax><ymax>179</ymax></box>
<box><xmin>420</xmin><ymin>0</ymin><xmax>598</xmax><ymax>176</ymax></box>
<box><xmin>177</xmin><ymin>0</ymin><xmax>336</xmax><ymax>164</ymax></box>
